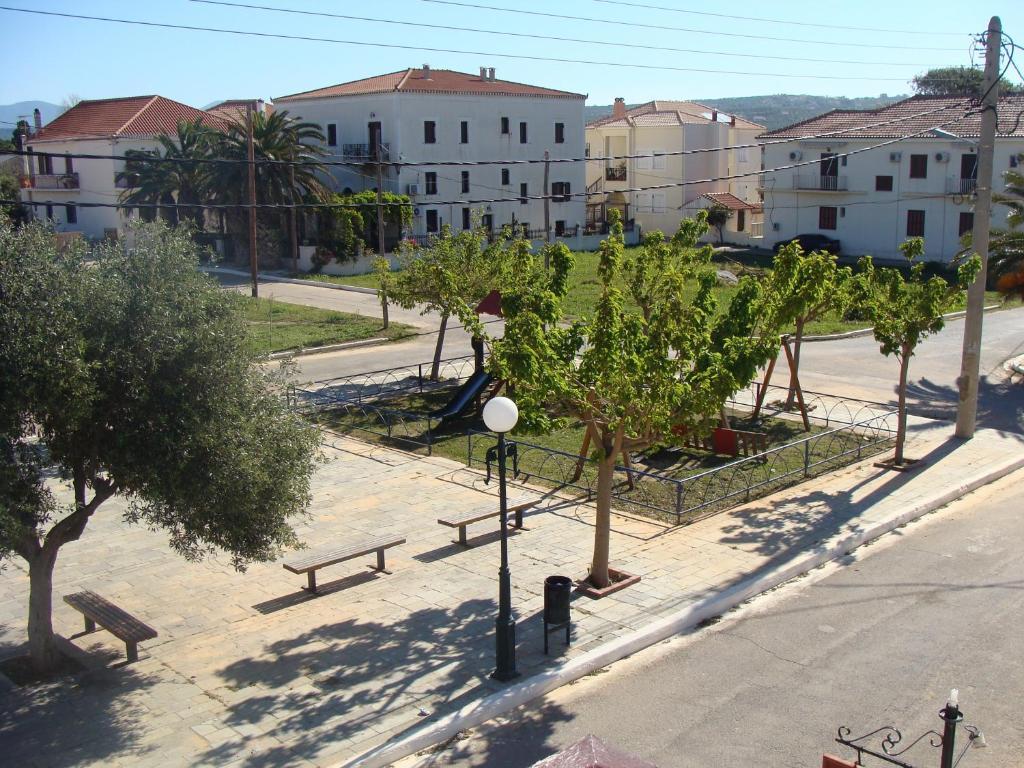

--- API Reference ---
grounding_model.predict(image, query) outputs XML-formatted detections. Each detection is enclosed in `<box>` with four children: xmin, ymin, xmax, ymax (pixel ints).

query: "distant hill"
<box><xmin>585</xmin><ymin>94</ymin><xmax>908</xmax><ymax>131</ymax></box>
<box><xmin>0</xmin><ymin>101</ymin><xmax>62</xmax><ymax>138</ymax></box>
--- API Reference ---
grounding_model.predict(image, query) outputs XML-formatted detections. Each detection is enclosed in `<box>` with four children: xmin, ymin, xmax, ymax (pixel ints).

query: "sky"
<box><xmin>1</xmin><ymin>0</ymin><xmax>1023</xmax><ymax>109</ymax></box>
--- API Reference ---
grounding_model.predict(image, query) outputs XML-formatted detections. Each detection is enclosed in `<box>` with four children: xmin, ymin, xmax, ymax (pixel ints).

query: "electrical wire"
<box><xmin>188</xmin><ymin>0</ymin><xmax>929</xmax><ymax>68</ymax></box>
<box><xmin>0</xmin><ymin>5</ymin><xmax>949</xmax><ymax>80</ymax></box>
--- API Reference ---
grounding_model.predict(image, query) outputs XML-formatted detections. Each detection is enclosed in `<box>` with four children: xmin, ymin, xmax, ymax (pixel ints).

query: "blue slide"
<box><xmin>431</xmin><ymin>370</ymin><xmax>494</xmax><ymax>422</ymax></box>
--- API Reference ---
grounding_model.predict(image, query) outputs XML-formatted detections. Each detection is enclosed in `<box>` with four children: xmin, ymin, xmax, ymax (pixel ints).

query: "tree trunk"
<box><xmin>894</xmin><ymin>344</ymin><xmax>911</xmax><ymax>465</ymax></box>
<box><xmin>589</xmin><ymin>445</ymin><xmax>616</xmax><ymax>589</ymax></box>
<box><xmin>785</xmin><ymin>318</ymin><xmax>805</xmax><ymax>410</ymax></box>
<box><xmin>27</xmin><ymin>547</ymin><xmax>59</xmax><ymax>674</ymax></box>
<box><xmin>430</xmin><ymin>313</ymin><xmax>449</xmax><ymax>381</ymax></box>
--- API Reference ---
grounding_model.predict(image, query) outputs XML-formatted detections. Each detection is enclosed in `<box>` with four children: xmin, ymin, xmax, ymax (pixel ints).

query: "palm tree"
<box><xmin>117</xmin><ymin>117</ymin><xmax>216</xmax><ymax>229</ymax></box>
<box><xmin>990</xmin><ymin>162</ymin><xmax>1024</xmax><ymax>298</ymax></box>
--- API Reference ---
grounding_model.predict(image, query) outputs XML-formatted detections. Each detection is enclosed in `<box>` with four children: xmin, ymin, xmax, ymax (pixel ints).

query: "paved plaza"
<box><xmin>1</xmin><ymin>418</ymin><xmax>1022</xmax><ymax>767</ymax></box>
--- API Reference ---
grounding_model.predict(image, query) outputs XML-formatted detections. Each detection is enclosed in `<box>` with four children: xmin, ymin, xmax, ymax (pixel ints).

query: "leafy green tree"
<box><xmin>989</xmin><ymin>161</ymin><xmax>1024</xmax><ymax>298</ymax></box>
<box><xmin>316</xmin><ymin>190</ymin><xmax>412</xmax><ymax>262</ymax></box>
<box><xmin>0</xmin><ymin>172</ymin><xmax>28</xmax><ymax>226</ymax></box>
<box><xmin>0</xmin><ymin>220</ymin><xmax>320</xmax><ymax>673</ymax></box>
<box><xmin>117</xmin><ymin>117</ymin><xmax>217</xmax><ymax>229</ymax></box>
<box><xmin>704</xmin><ymin>204</ymin><xmax>731</xmax><ymax>245</ymax></box>
<box><xmin>851</xmin><ymin>239</ymin><xmax>980</xmax><ymax>466</ymax></box>
<box><xmin>489</xmin><ymin>210</ymin><xmax>789</xmax><ymax>588</ymax></box>
<box><xmin>911</xmin><ymin>66</ymin><xmax>1019</xmax><ymax>96</ymax></box>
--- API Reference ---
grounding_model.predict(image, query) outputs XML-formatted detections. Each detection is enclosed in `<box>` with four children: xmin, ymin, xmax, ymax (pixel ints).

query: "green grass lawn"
<box><xmin>237</xmin><ymin>296</ymin><xmax>416</xmax><ymax>355</ymax></box>
<box><xmin>296</xmin><ymin>251</ymin><xmax>1014</xmax><ymax>337</ymax></box>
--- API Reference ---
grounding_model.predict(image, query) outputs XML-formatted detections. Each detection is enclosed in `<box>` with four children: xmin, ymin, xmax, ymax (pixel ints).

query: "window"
<box><xmin>519</xmin><ymin>182</ymin><xmax>528</xmax><ymax>204</ymax></box>
<box><xmin>909</xmin><ymin>154</ymin><xmax>928</xmax><ymax>179</ymax></box>
<box><xmin>425</xmin><ymin>172</ymin><xmax>437</xmax><ymax>195</ymax></box>
<box><xmin>460</xmin><ymin>121</ymin><xmax>469</xmax><ymax>144</ymax></box>
<box><xmin>65</xmin><ymin>204</ymin><xmax>77</xmax><ymax>224</ymax></box>
<box><xmin>551</xmin><ymin>181</ymin><xmax>571</xmax><ymax>202</ymax></box>
<box><xmin>959</xmin><ymin>211</ymin><xmax>974</xmax><ymax>237</ymax></box>
<box><xmin>652</xmin><ymin>192</ymin><xmax>666</xmax><ymax>213</ymax></box>
<box><xmin>326</xmin><ymin>124</ymin><xmax>337</xmax><ymax>147</ymax></box>
<box><xmin>635</xmin><ymin>193</ymin><xmax>652</xmax><ymax>213</ymax></box>
<box><xmin>519</xmin><ymin>121</ymin><xmax>528</xmax><ymax>144</ymax></box>
<box><xmin>637</xmin><ymin>153</ymin><xmax>652</xmax><ymax>171</ymax></box>
<box><xmin>426</xmin><ymin>209</ymin><xmax>439</xmax><ymax>233</ymax></box>
<box><xmin>555</xmin><ymin>220</ymin><xmax>566</xmax><ymax>236</ymax></box>
<box><xmin>64</xmin><ymin>155</ymin><xmax>74</xmax><ymax>174</ymax></box>
<box><xmin>45</xmin><ymin>204</ymin><xmax>54</xmax><ymax>220</ymax></box>
<box><xmin>501</xmin><ymin>168</ymin><xmax>510</xmax><ymax>185</ymax></box>
<box><xmin>876</xmin><ymin>175</ymin><xmax>894</xmax><ymax>191</ymax></box>
<box><xmin>461</xmin><ymin>171</ymin><xmax>470</xmax><ymax>194</ymax></box>
<box><xmin>737</xmin><ymin>210</ymin><xmax>745</xmax><ymax>232</ymax></box>
<box><xmin>907</xmin><ymin>209</ymin><xmax>926</xmax><ymax>237</ymax></box>
<box><xmin>462</xmin><ymin>207</ymin><xmax>471</xmax><ymax>230</ymax></box>
<box><xmin>424</xmin><ymin>120</ymin><xmax>436</xmax><ymax>144</ymax></box>
<box><xmin>738</xmin><ymin>147</ymin><xmax>749</xmax><ymax>163</ymax></box>
<box><xmin>555</xmin><ymin>122</ymin><xmax>565</xmax><ymax>144</ymax></box>
<box><xmin>819</xmin><ymin>206</ymin><xmax>838</xmax><ymax>230</ymax></box>
<box><xmin>501</xmin><ymin>116</ymin><xmax>510</xmax><ymax>135</ymax></box>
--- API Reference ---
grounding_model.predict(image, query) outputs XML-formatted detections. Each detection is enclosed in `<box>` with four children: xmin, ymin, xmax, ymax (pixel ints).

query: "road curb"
<box><xmin>266</xmin><ymin>337</ymin><xmax>391</xmax><ymax>360</ymax></box>
<box><xmin>340</xmin><ymin>447</ymin><xmax>1024</xmax><ymax>768</ymax></box>
<box><xmin>803</xmin><ymin>305</ymin><xmax>1000</xmax><ymax>343</ymax></box>
<box><xmin>202</xmin><ymin>266</ymin><xmax>379</xmax><ymax>295</ymax></box>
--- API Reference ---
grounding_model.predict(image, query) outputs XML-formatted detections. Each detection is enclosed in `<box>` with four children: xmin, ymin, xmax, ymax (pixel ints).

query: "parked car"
<box><xmin>772</xmin><ymin>234</ymin><xmax>841</xmax><ymax>255</ymax></box>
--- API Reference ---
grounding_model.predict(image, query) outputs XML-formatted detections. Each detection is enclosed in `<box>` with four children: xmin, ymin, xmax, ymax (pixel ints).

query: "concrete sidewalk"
<box><xmin>1</xmin><ymin>421</ymin><xmax>1021</xmax><ymax>768</ymax></box>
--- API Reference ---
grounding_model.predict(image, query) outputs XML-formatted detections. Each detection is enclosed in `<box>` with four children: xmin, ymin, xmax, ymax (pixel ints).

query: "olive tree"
<box><xmin>0</xmin><ymin>221</ymin><xmax>320</xmax><ymax>673</ymax></box>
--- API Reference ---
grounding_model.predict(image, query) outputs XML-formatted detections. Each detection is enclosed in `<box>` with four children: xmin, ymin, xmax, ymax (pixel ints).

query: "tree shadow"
<box><xmin>904</xmin><ymin>375</ymin><xmax>1024</xmax><ymax>434</ymax></box>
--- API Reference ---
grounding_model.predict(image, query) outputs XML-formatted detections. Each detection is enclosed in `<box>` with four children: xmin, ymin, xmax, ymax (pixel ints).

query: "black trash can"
<box><xmin>543</xmin><ymin>575</ymin><xmax>573</xmax><ymax>654</ymax></box>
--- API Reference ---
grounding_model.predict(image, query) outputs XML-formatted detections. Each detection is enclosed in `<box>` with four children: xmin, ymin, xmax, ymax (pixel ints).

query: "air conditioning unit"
<box><xmin>889</xmin><ymin>152</ymin><xmax>902</xmax><ymax>162</ymax></box>
<box><xmin>935</xmin><ymin>152</ymin><xmax>950</xmax><ymax>163</ymax></box>
<box><xmin>788</xmin><ymin>150</ymin><xmax>803</xmax><ymax>161</ymax></box>
<box><xmin>406</xmin><ymin>183</ymin><xmax>420</xmax><ymax>195</ymax></box>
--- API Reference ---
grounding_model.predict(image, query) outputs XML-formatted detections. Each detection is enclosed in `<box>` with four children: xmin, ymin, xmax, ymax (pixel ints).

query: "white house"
<box><xmin>586</xmin><ymin>98</ymin><xmax>765</xmax><ymax>244</ymax></box>
<box><xmin>18</xmin><ymin>95</ymin><xmax>223</xmax><ymax>240</ymax></box>
<box><xmin>275</xmin><ymin>65</ymin><xmax>587</xmax><ymax>243</ymax></box>
<box><xmin>759</xmin><ymin>94</ymin><xmax>1024</xmax><ymax>262</ymax></box>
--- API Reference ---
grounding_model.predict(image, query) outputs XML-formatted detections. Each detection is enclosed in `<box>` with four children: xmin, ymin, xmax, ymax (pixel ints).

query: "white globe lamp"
<box><xmin>483</xmin><ymin>396</ymin><xmax>519</xmax><ymax>434</ymax></box>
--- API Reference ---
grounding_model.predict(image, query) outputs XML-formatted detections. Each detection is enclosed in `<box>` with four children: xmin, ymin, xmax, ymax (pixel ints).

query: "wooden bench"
<box><xmin>438</xmin><ymin>496</ymin><xmax>539</xmax><ymax>546</ymax></box>
<box><xmin>282</xmin><ymin>534</ymin><xmax>406</xmax><ymax>594</ymax></box>
<box><xmin>63</xmin><ymin>590</ymin><xmax>158</xmax><ymax>663</ymax></box>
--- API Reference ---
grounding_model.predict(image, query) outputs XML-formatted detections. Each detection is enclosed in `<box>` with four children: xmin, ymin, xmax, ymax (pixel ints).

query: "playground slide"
<box><xmin>431</xmin><ymin>370</ymin><xmax>494</xmax><ymax>422</ymax></box>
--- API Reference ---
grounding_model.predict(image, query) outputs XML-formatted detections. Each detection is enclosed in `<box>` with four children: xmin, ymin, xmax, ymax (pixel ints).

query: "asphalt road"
<box><xmin>408</xmin><ymin>469</ymin><xmax>1024</xmax><ymax>768</ymax></box>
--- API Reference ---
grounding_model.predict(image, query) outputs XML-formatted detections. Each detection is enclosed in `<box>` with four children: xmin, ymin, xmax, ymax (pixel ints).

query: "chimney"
<box><xmin>33</xmin><ymin>108</ymin><xmax>42</xmax><ymax>130</ymax></box>
<box><xmin>480</xmin><ymin>66</ymin><xmax>487</xmax><ymax>80</ymax></box>
<box><xmin>487</xmin><ymin>67</ymin><xmax>495</xmax><ymax>81</ymax></box>
<box><xmin>710</xmin><ymin>109</ymin><xmax>718</xmax><ymax>123</ymax></box>
<box><xmin>422</xmin><ymin>63</ymin><xmax>431</xmax><ymax>79</ymax></box>
<box><xmin>729</xmin><ymin>114</ymin><xmax>736</xmax><ymax>127</ymax></box>
<box><xmin>613</xmin><ymin>97</ymin><xmax>626</xmax><ymax>119</ymax></box>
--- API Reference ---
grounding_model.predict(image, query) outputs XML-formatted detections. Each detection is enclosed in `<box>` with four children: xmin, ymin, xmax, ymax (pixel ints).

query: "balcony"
<box><xmin>946</xmin><ymin>177</ymin><xmax>977</xmax><ymax>195</ymax></box>
<box><xmin>341</xmin><ymin>143</ymin><xmax>391</xmax><ymax>161</ymax></box>
<box><xmin>24</xmin><ymin>173</ymin><xmax>79</xmax><ymax>190</ymax></box>
<box><xmin>605</xmin><ymin>165</ymin><xmax>627</xmax><ymax>182</ymax></box>
<box><xmin>793</xmin><ymin>174</ymin><xmax>848</xmax><ymax>191</ymax></box>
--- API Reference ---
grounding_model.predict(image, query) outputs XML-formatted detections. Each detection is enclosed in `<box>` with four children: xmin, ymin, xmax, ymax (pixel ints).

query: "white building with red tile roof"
<box><xmin>275</xmin><ymin>65</ymin><xmax>586</xmax><ymax>241</ymax></box>
<box><xmin>758</xmin><ymin>94</ymin><xmax>1024</xmax><ymax>262</ymax></box>
<box><xmin>19</xmin><ymin>95</ymin><xmax>223</xmax><ymax>239</ymax></box>
<box><xmin>585</xmin><ymin>98</ymin><xmax>765</xmax><ymax>244</ymax></box>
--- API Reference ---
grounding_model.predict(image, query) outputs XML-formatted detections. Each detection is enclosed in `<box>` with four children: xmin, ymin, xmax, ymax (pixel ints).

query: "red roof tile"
<box><xmin>588</xmin><ymin>100</ymin><xmax>763</xmax><ymax>130</ymax></box>
<box><xmin>758</xmin><ymin>94</ymin><xmax>1024</xmax><ymax>139</ymax></box>
<box><xmin>276</xmin><ymin>68</ymin><xmax>585</xmax><ymax>101</ymax></box>
<box><xmin>703</xmin><ymin>192</ymin><xmax>761</xmax><ymax>211</ymax></box>
<box><xmin>206</xmin><ymin>99</ymin><xmax>274</xmax><ymax>125</ymax></box>
<box><xmin>31</xmin><ymin>95</ymin><xmax>227</xmax><ymax>141</ymax></box>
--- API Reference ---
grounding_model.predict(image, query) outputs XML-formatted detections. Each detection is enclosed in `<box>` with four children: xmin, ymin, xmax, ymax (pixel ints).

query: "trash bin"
<box><xmin>544</xmin><ymin>575</ymin><xmax>573</xmax><ymax>654</ymax></box>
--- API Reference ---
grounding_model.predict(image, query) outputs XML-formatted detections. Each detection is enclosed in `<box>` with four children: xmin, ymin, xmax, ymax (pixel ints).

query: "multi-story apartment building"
<box><xmin>18</xmin><ymin>95</ymin><xmax>221</xmax><ymax>239</ymax></box>
<box><xmin>585</xmin><ymin>98</ymin><xmax>765</xmax><ymax>243</ymax></box>
<box><xmin>759</xmin><ymin>94</ymin><xmax>1024</xmax><ymax>262</ymax></box>
<box><xmin>275</xmin><ymin>65</ymin><xmax>587</xmax><ymax>242</ymax></box>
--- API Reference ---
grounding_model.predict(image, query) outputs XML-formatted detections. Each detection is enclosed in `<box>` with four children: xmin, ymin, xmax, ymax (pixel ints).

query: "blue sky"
<box><xmin>1</xmin><ymin>0</ymin><xmax>1023</xmax><ymax>108</ymax></box>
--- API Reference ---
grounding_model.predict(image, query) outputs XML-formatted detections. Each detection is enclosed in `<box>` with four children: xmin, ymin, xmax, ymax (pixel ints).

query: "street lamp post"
<box><xmin>483</xmin><ymin>396</ymin><xmax>519</xmax><ymax>682</ymax></box>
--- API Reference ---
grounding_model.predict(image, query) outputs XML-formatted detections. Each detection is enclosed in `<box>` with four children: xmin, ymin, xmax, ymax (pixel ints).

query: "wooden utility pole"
<box><xmin>955</xmin><ymin>16</ymin><xmax>1001</xmax><ymax>439</ymax></box>
<box><xmin>288</xmin><ymin>163</ymin><xmax>299</xmax><ymax>275</ymax></box>
<box><xmin>375</xmin><ymin>125</ymin><xmax>389</xmax><ymax>329</ymax></box>
<box><xmin>543</xmin><ymin>150</ymin><xmax>551</xmax><ymax>267</ymax></box>
<box><xmin>246</xmin><ymin>101</ymin><xmax>258</xmax><ymax>298</ymax></box>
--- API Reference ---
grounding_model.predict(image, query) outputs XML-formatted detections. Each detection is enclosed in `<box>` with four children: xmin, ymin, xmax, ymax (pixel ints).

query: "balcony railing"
<box><xmin>605</xmin><ymin>166</ymin><xmax>627</xmax><ymax>182</ymax></box>
<box><xmin>25</xmin><ymin>173</ymin><xmax>79</xmax><ymax>190</ymax></box>
<box><xmin>341</xmin><ymin>143</ymin><xmax>391</xmax><ymax>161</ymax></box>
<box><xmin>946</xmin><ymin>177</ymin><xmax>977</xmax><ymax>195</ymax></box>
<box><xmin>793</xmin><ymin>174</ymin><xmax>848</xmax><ymax>191</ymax></box>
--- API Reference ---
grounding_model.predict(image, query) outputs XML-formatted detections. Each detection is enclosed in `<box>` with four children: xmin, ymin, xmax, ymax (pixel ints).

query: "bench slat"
<box><xmin>437</xmin><ymin>496</ymin><xmax>537</xmax><ymax>527</ymax></box>
<box><xmin>283</xmin><ymin>535</ymin><xmax>405</xmax><ymax>574</ymax></box>
<box><xmin>63</xmin><ymin>591</ymin><xmax>157</xmax><ymax>642</ymax></box>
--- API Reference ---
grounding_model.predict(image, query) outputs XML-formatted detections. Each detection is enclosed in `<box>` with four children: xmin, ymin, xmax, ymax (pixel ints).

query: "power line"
<box><xmin>0</xmin><ymin>5</ymin><xmax>943</xmax><ymax>80</ymax></box>
<box><xmin>188</xmin><ymin>0</ymin><xmax>929</xmax><ymax>68</ymax></box>
<box><xmin>588</xmin><ymin>0</ymin><xmax>965</xmax><ymax>36</ymax></box>
<box><xmin>416</xmin><ymin>0</ymin><xmax>964</xmax><ymax>52</ymax></box>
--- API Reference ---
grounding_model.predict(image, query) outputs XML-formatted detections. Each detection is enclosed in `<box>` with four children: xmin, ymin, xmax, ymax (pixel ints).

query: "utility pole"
<box><xmin>543</xmin><ymin>150</ymin><xmax>551</xmax><ymax>268</ymax></box>
<box><xmin>955</xmin><ymin>16</ymin><xmax>1001</xmax><ymax>439</ymax></box>
<box><xmin>375</xmin><ymin>125</ymin><xmax>390</xmax><ymax>329</ymax></box>
<box><xmin>246</xmin><ymin>101</ymin><xmax>258</xmax><ymax>298</ymax></box>
<box><xmin>288</xmin><ymin>163</ymin><xmax>299</xmax><ymax>275</ymax></box>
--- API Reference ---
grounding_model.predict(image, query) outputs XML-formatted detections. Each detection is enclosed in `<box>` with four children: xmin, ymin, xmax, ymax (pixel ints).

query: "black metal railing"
<box><xmin>605</xmin><ymin>166</ymin><xmax>627</xmax><ymax>181</ymax></box>
<box><xmin>341</xmin><ymin>143</ymin><xmax>391</xmax><ymax>161</ymax></box>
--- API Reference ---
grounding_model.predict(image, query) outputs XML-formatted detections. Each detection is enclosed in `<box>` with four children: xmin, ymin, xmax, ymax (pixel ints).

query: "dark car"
<box><xmin>772</xmin><ymin>234</ymin><xmax>841</xmax><ymax>255</ymax></box>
